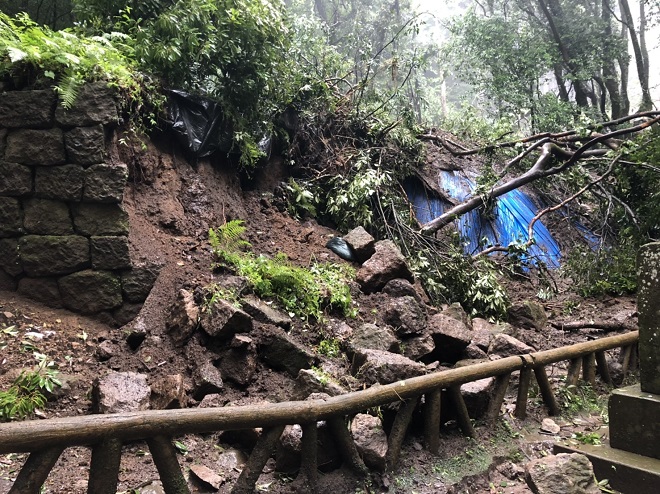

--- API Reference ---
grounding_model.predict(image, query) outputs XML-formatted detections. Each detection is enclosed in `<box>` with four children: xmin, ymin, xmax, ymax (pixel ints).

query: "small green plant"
<box><xmin>563</xmin><ymin>243</ymin><xmax>637</xmax><ymax>297</ymax></box>
<box><xmin>317</xmin><ymin>338</ymin><xmax>341</xmax><ymax>358</ymax></box>
<box><xmin>0</xmin><ymin>353</ymin><xmax>61</xmax><ymax>421</ymax></box>
<box><xmin>558</xmin><ymin>382</ymin><xmax>607</xmax><ymax>418</ymax></box>
<box><xmin>571</xmin><ymin>431</ymin><xmax>602</xmax><ymax>445</ymax></box>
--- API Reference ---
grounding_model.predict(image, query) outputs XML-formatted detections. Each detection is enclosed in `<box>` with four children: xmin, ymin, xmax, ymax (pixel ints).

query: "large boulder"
<box><xmin>343</xmin><ymin>226</ymin><xmax>376</xmax><ymax>262</ymax></box>
<box><xmin>508</xmin><ymin>301</ymin><xmax>548</xmax><ymax>330</ymax></box>
<box><xmin>488</xmin><ymin>333</ymin><xmax>534</xmax><ymax>357</ymax></box>
<box><xmin>427</xmin><ymin>313</ymin><xmax>472</xmax><ymax>364</ymax></box>
<box><xmin>382</xmin><ymin>278</ymin><xmax>422</xmax><ymax>302</ymax></box>
<box><xmin>525</xmin><ymin>453</ymin><xmax>600</xmax><ymax>494</ymax></box>
<box><xmin>17</xmin><ymin>278</ymin><xmax>62</xmax><ymax>308</ymax></box>
<box><xmin>356</xmin><ymin>240</ymin><xmax>414</xmax><ymax>293</ymax></box>
<box><xmin>347</xmin><ymin>323</ymin><xmax>400</xmax><ymax>356</ymax></box>
<box><xmin>351</xmin><ymin>413</ymin><xmax>388</xmax><ymax>471</ymax></box>
<box><xmin>199</xmin><ymin>299</ymin><xmax>253</xmax><ymax>340</ymax></box>
<box><xmin>384</xmin><ymin>296</ymin><xmax>427</xmax><ymax>336</ymax></box>
<box><xmin>259</xmin><ymin>327</ymin><xmax>315</xmax><ymax>377</ymax></box>
<box><xmin>460</xmin><ymin>377</ymin><xmax>496</xmax><ymax>419</ymax></box>
<box><xmin>351</xmin><ymin>348</ymin><xmax>425</xmax><ymax>385</ymax></box>
<box><xmin>94</xmin><ymin>372</ymin><xmax>151</xmax><ymax>413</ymax></box>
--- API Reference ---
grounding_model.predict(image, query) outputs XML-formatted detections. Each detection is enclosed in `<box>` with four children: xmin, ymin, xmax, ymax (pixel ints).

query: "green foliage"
<box><xmin>0</xmin><ymin>353</ymin><xmax>61</xmax><ymax>421</ymax></box>
<box><xmin>564</xmin><ymin>243</ymin><xmax>637</xmax><ymax>297</ymax></box>
<box><xmin>316</xmin><ymin>338</ymin><xmax>341</xmax><ymax>358</ymax></box>
<box><xmin>558</xmin><ymin>382</ymin><xmax>607</xmax><ymax>418</ymax></box>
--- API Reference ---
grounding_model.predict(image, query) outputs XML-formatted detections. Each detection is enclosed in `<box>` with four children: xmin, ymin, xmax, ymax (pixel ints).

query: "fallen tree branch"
<box><xmin>550</xmin><ymin>321</ymin><xmax>637</xmax><ymax>332</ymax></box>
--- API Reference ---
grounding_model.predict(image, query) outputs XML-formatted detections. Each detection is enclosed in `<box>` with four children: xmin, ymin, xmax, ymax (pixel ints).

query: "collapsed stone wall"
<box><xmin>0</xmin><ymin>82</ymin><xmax>157</xmax><ymax>325</ymax></box>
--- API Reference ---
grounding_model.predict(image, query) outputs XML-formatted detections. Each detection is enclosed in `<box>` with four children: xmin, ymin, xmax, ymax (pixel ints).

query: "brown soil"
<box><xmin>0</xmin><ymin>135</ymin><xmax>637</xmax><ymax>494</ymax></box>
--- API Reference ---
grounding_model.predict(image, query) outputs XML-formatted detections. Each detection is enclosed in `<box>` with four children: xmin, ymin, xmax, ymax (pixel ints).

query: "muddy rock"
<box><xmin>276</xmin><ymin>424</ymin><xmax>303</xmax><ymax>472</ymax></box>
<box><xmin>189</xmin><ymin>464</ymin><xmax>223</xmax><ymax>490</ymax></box>
<box><xmin>488</xmin><ymin>333</ymin><xmax>534</xmax><ymax>357</ymax></box>
<box><xmin>462</xmin><ymin>343</ymin><xmax>488</xmax><ymax>360</ymax></box>
<box><xmin>356</xmin><ymin>240</ymin><xmax>414</xmax><ymax>293</ymax></box>
<box><xmin>508</xmin><ymin>300</ymin><xmax>548</xmax><ymax>330</ymax></box>
<box><xmin>293</xmin><ymin>368</ymin><xmax>347</xmax><ymax>398</ymax></box>
<box><xmin>384</xmin><ymin>296</ymin><xmax>427</xmax><ymax>336</ymax></box>
<box><xmin>94</xmin><ymin>371</ymin><xmax>151</xmax><ymax>413</ymax></box>
<box><xmin>382</xmin><ymin>278</ymin><xmax>422</xmax><ymax>302</ymax></box>
<box><xmin>351</xmin><ymin>413</ymin><xmax>388</xmax><ymax>471</ymax></box>
<box><xmin>218</xmin><ymin>334</ymin><xmax>258</xmax><ymax>387</ymax></box>
<box><xmin>150</xmin><ymin>374</ymin><xmax>186</xmax><ymax>409</ymax></box>
<box><xmin>121</xmin><ymin>263</ymin><xmax>161</xmax><ymax>303</ymax></box>
<box><xmin>343</xmin><ymin>226</ymin><xmax>375</xmax><ymax>262</ymax></box>
<box><xmin>428</xmin><ymin>313</ymin><xmax>472</xmax><ymax>363</ymax></box>
<box><xmin>240</xmin><ymin>294</ymin><xmax>292</xmax><ymax>330</ymax></box>
<box><xmin>166</xmin><ymin>289</ymin><xmax>200</xmax><ymax>346</ymax></box>
<box><xmin>401</xmin><ymin>333</ymin><xmax>435</xmax><ymax>361</ymax></box>
<box><xmin>351</xmin><ymin>348</ymin><xmax>425</xmax><ymax>385</ymax></box>
<box><xmin>347</xmin><ymin>322</ymin><xmax>400</xmax><ymax>356</ymax></box>
<box><xmin>460</xmin><ymin>377</ymin><xmax>495</xmax><ymax>419</ymax></box>
<box><xmin>200</xmin><ymin>299</ymin><xmax>253</xmax><ymax>340</ymax></box>
<box><xmin>443</xmin><ymin>302</ymin><xmax>472</xmax><ymax>329</ymax></box>
<box><xmin>95</xmin><ymin>340</ymin><xmax>117</xmax><ymax>361</ymax></box>
<box><xmin>193</xmin><ymin>361</ymin><xmax>224</xmax><ymax>400</ymax></box>
<box><xmin>259</xmin><ymin>326</ymin><xmax>315</xmax><ymax>377</ymax></box>
<box><xmin>525</xmin><ymin>453</ymin><xmax>600</xmax><ymax>494</ymax></box>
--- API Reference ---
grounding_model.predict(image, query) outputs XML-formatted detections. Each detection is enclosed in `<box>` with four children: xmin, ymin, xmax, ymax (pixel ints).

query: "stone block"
<box><xmin>19</xmin><ymin>235</ymin><xmax>89</xmax><ymax>276</ymax></box>
<box><xmin>0</xmin><ymin>89</ymin><xmax>56</xmax><ymax>128</ymax></box>
<box><xmin>0</xmin><ymin>128</ymin><xmax>6</xmax><ymax>157</ymax></box>
<box><xmin>166</xmin><ymin>289</ymin><xmax>200</xmax><ymax>346</ymax></box>
<box><xmin>55</xmin><ymin>82</ymin><xmax>118</xmax><ymax>126</ymax></box>
<box><xmin>0</xmin><ymin>161</ymin><xmax>32</xmax><ymax>196</ymax></box>
<box><xmin>350</xmin><ymin>348</ymin><xmax>425</xmax><ymax>385</ymax></box>
<box><xmin>609</xmin><ymin>384</ymin><xmax>660</xmax><ymax>459</ymax></box>
<box><xmin>17</xmin><ymin>277</ymin><xmax>62</xmax><ymax>308</ymax></box>
<box><xmin>35</xmin><ymin>164</ymin><xmax>85</xmax><ymax>201</ymax></box>
<box><xmin>93</xmin><ymin>371</ymin><xmax>151</xmax><ymax>413</ymax></box>
<box><xmin>200</xmin><ymin>299</ymin><xmax>253</xmax><ymax>340</ymax></box>
<box><xmin>344</xmin><ymin>226</ymin><xmax>376</xmax><ymax>262</ymax></box>
<box><xmin>637</xmin><ymin>242</ymin><xmax>660</xmax><ymax>394</ymax></box>
<box><xmin>84</xmin><ymin>163</ymin><xmax>128</xmax><ymax>203</ymax></box>
<box><xmin>23</xmin><ymin>199</ymin><xmax>73</xmax><ymax>235</ymax></box>
<box><xmin>0</xmin><ymin>197</ymin><xmax>23</xmax><ymax>236</ymax></box>
<box><xmin>356</xmin><ymin>240</ymin><xmax>414</xmax><ymax>293</ymax></box>
<box><xmin>65</xmin><ymin>125</ymin><xmax>105</xmax><ymax>165</ymax></box>
<box><xmin>0</xmin><ymin>269</ymin><xmax>17</xmax><ymax>291</ymax></box>
<box><xmin>0</xmin><ymin>238</ymin><xmax>21</xmax><ymax>276</ymax></box>
<box><xmin>58</xmin><ymin>270</ymin><xmax>123</xmax><ymax>313</ymax></box>
<box><xmin>73</xmin><ymin>203</ymin><xmax>129</xmax><ymax>236</ymax></box>
<box><xmin>5</xmin><ymin>128</ymin><xmax>65</xmax><ymax>165</ymax></box>
<box><xmin>259</xmin><ymin>327</ymin><xmax>315</xmax><ymax>377</ymax></box>
<box><xmin>112</xmin><ymin>302</ymin><xmax>143</xmax><ymax>326</ymax></box>
<box><xmin>121</xmin><ymin>264</ymin><xmax>160</xmax><ymax>303</ymax></box>
<box><xmin>91</xmin><ymin>236</ymin><xmax>131</xmax><ymax>270</ymax></box>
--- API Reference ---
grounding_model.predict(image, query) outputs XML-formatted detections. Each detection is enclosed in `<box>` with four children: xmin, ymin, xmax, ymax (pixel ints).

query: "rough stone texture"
<box><xmin>96</xmin><ymin>340</ymin><xmax>117</xmax><ymax>361</ymax></box>
<box><xmin>343</xmin><ymin>226</ymin><xmax>376</xmax><ymax>262</ymax></box>
<box><xmin>382</xmin><ymin>278</ymin><xmax>422</xmax><ymax>302</ymax></box>
<box><xmin>5</xmin><ymin>128</ymin><xmax>65</xmax><ymax>165</ymax></box>
<box><xmin>488</xmin><ymin>333</ymin><xmax>534</xmax><ymax>357</ymax></box>
<box><xmin>35</xmin><ymin>164</ymin><xmax>85</xmax><ymax>201</ymax></box>
<box><xmin>401</xmin><ymin>334</ymin><xmax>435</xmax><ymax>361</ymax></box>
<box><xmin>121</xmin><ymin>264</ymin><xmax>160</xmax><ymax>303</ymax></box>
<box><xmin>637</xmin><ymin>242</ymin><xmax>660</xmax><ymax>394</ymax></box>
<box><xmin>58</xmin><ymin>270</ymin><xmax>122</xmax><ymax>313</ymax></box>
<box><xmin>73</xmin><ymin>203</ymin><xmax>129</xmax><ymax>236</ymax></box>
<box><xmin>0</xmin><ymin>128</ymin><xmax>6</xmax><ymax>157</ymax></box>
<box><xmin>508</xmin><ymin>300</ymin><xmax>548</xmax><ymax>330</ymax></box>
<box><xmin>17</xmin><ymin>278</ymin><xmax>62</xmax><ymax>308</ymax></box>
<box><xmin>150</xmin><ymin>374</ymin><xmax>186</xmax><ymax>410</ymax></box>
<box><xmin>189</xmin><ymin>464</ymin><xmax>223</xmax><ymax>490</ymax></box>
<box><xmin>0</xmin><ymin>197</ymin><xmax>23</xmax><ymax>237</ymax></box>
<box><xmin>166</xmin><ymin>289</ymin><xmax>200</xmax><ymax>346</ymax></box>
<box><xmin>351</xmin><ymin>413</ymin><xmax>388</xmax><ymax>471</ymax></box>
<box><xmin>0</xmin><ymin>161</ymin><xmax>32</xmax><ymax>196</ymax></box>
<box><xmin>609</xmin><ymin>384</ymin><xmax>660</xmax><ymax>459</ymax></box>
<box><xmin>218</xmin><ymin>335</ymin><xmax>258</xmax><ymax>387</ymax></box>
<box><xmin>463</xmin><ymin>343</ymin><xmax>488</xmax><ymax>360</ymax></box>
<box><xmin>525</xmin><ymin>453</ymin><xmax>600</xmax><ymax>494</ymax></box>
<box><xmin>23</xmin><ymin>199</ymin><xmax>73</xmax><ymax>235</ymax></box>
<box><xmin>293</xmin><ymin>368</ymin><xmax>347</xmax><ymax>399</ymax></box>
<box><xmin>200</xmin><ymin>299</ymin><xmax>253</xmax><ymax>339</ymax></box>
<box><xmin>91</xmin><ymin>236</ymin><xmax>131</xmax><ymax>270</ymax></box>
<box><xmin>0</xmin><ymin>270</ymin><xmax>17</xmax><ymax>291</ymax></box>
<box><xmin>113</xmin><ymin>303</ymin><xmax>144</xmax><ymax>327</ymax></box>
<box><xmin>84</xmin><ymin>163</ymin><xmax>128</xmax><ymax>203</ymax></box>
<box><xmin>356</xmin><ymin>240</ymin><xmax>414</xmax><ymax>293</ymax></box>
<box><xmin>19</xmin><ymin>235</ymin><xmax>89</xmax><ymax>276</ymax></box>
<box><xmin>259</xmin><ymin>327</ymin><xmax>316</xmax><ymax>377</ymax></box>
<box><xmin>427</xmin><ymin>313</ymin><xmax>472</xmax><ymax>363</ymax></box>
<box><xmin>384</xmin><ymin>296</ymin><xmax>427</xmax><ymax>336</ymax></box>
<box><xmin>94</xmin><ymin>372</ymin><xmax>151</xmax><ymax>414</ymax></box>
<box><xmin>55</xmin><ymin>82</ymin><xmax>118</xmax><ymax>126</ymax></box>
<box><xmin>64</xmin><ymin>125</ymin><xmax>105</xmax><ymax>165</ymax></box>
<box><xmin>460</xmin><ymin>377</ymin><xmax>496</xmax><ymax>419</ymax></box>
<box><xmin>0</xmin><ymin>238</ymin><xmax>21</xmax><ymax>276</ymax></box>
<box><xmin>351</xmin><ymin>348</ymin><xmax>425</xmax><ymax>385</ymax></box>
<box><xmin>0</xmin><ymin>89</ymin><xmax>56</xmax><ymax>128</ymax></box>
<box><xmin>276</xmin><ymin>424</ymin><xmax>303</xmax><ymax>472</ymax></box>
<box><xmin>443</xmin><ymin>302</ymin><xmax>472</xmax><ymax>329</ymax></box>
<box><xmin>193</xmin><ymin>361</ymin><xmax>224</xmax><ymax>400</ymax></box>
<box><xmin>240</xmin><ymin>294</ymin><xmax>292</xmax><ymax>329</ymax></box>
<box><xmin>348</xmin><ymin>323</ymin><xmax>400</xmax><ymax>356</ymax></box>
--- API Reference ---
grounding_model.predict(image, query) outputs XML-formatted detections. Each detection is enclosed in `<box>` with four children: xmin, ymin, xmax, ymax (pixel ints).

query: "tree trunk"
<box><xmin>619</xmin><ymin>0</ymin><xmax>653</xmax><ymax>111</ymax></box>
<box><xmin>601</xmin><ymin>0</ymin><xmax>624</xmax><ymax>118</ymax></box>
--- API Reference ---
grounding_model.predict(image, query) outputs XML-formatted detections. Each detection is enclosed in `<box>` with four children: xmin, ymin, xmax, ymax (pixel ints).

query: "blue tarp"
<box><xmin>405</xmin><ymin>171</ymin><xmax>563</xmax><ymax>268</ymax></box>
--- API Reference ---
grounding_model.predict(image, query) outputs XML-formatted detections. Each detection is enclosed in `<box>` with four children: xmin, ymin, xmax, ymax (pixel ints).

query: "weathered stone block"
<box><xmin>166</xmin><ymin>289</ymin><xmax>199</xmax><ymax>346</ymax></box>
<box><xmin>55</xmin><ymin>82</ymin><xmax>118</xmax><ymax>126</ymax></box>
<box><xmin>35</xmin><ymin>164</ymin><xmax>85</xmax><ymax>201</ymax></box>
<box><xmin>64</xmin><ymin>125</ymin><xmax>105</xmax><ymax>165</ymax></box>
<box><xmin>5</xmin><ymin>128</ymin><xmax>65</xmax><ymax>165</ymax></box>
<box><xmin>23</xmin><ymin>199</ymin><xmax>73</xmax><ymax>235</ymax></box>
<box><xmin>94</xmin><ymin>371</ymin><xmax>151</xmax><ymax>413</ymax></box>
<box><xmin>193</xmin><ymin>361</ymin><xmax>224</xmax><ymax>400</ymax></box>
<box><xmin>384</xmin><ymin>295</ymin><xmax>427</xmax><ymax>336</ymax></box>
<box><xmin>200</xmin><ymin>300</ymin><xmax>253</xmax><ymax>339</ymax></box>
<box><xmin>356</xmin><ymin>240</ymin><xmax>414</xmax><ymax>293</ymax></box>
<box><xmin>609</xmin><ymin>384</ymin><xmax>660</xmax><ymax>459</ymax></box>
<box><xmin>351</xmin><ymin>413</ymin><xmax>387</xmax><ymax>471</ymax></box>
<box><xmin>350</xmin><ymin>348</ymin><xmax>425</xmax><ymax>385</ymax></box>
<box><xmin>58</xmin><ymin>270</ymin><xmax>123</xmax><ymax>313</ymax></box>
<box><xmin>121</xmin><ymin>264</ymin><xmax>160</xmax><ymax>303</ymax></box>
<box><xmin>0</xmin><ymin>89</ymin><xmax>56</xmax><ymax>128</ymax></box>
<box><xmin>0</xmin><ymin>128</ymin><xmax>7</xmax><ymax>157</ymax></box>
<box><xmin>84</xmin><ymin>163</ymin><xmax>128</xmax><ymax>203</ymax></box>
<box><xmin>259</xmin><ymin>327</ymin><xmax>315</xmax><ymax>377</ymax></box>
<box><xmin>73</xmin><ymin>203</ymin><xmax>129</xmax><ymax>236</ymax></box>
<box><xmin>0</xmin><ymin>238</ymin><xmax>21</xmax><ymax>276</ymax></box>
<box><xmin>0</xmin><ymin>197</ymin><xmax>23</xmax><ymax>237</ymax></box>
<box><xmin>525</xmin><ymin>453</ymin><xmax>600</xmax><ymax>494</ymax></box>
<box><xmin>112</xmin><ymin>302</ymin><xmax>143</xmax><ymax>326</ymax></box>
<box><xmin>344</xmin><ymin>226</ymin><xmax>376</xmax><ymax>262</ymax></box>
<box><xmin>348</xmin><ymin>322</ymin><xmax>400</xmax><ymax>356</ymax></box>
<box><xmin>17</xmin><ymin>277</ymin><xmax>62</xmax><ymax>308</ymax></box>
<box><xmin>637</xmin><ymin>242</ymin><xmax>660</xmax><ymax>394</ymax></box>
<box><xmin>91</xmin><ymin>236</ymin><xmax>131</xmax><ymax>270</ymax></box>
<box><xmin>19</xmin><ymin>235</ymin><xmax>89</xmax><ymax>276</ymax></box>
<box><xmin>0</xmin><ymin>161</ymin><xmax>32</xmax><ymax>196</ymax></box>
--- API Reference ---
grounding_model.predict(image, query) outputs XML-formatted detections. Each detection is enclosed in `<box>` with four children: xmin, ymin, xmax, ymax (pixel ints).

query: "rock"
<box><xmin>0</xmin><ymin>161</ymin><xmax>32</xmax><ymax>196</ymax></box>
<box><xmin>72</xmin><ymin>203</ymin><xmax>129</xmax><ymax>236</ymax></box>
<box><xmin>23</xmin><ymin>199</ymin><xmax>73</xmax><ymax>235</ymax></box>
<box><xmin>443</xmin><ymin>302</ymin><xmax>472</xmax><ymax>329</ymax></box>
<box><xmin>218</xmin><ymin>335</ymin><xmax>258</xmax><ymax>387</ymax></box>
<box><xmin>58</xmin><ymin>270</ymin><xmax>122</xmax><ymax>313</ymax></box>
<box><xmin>460</xmin><ymin>377</ymin><xmax>495</xmax><ymax>419</ymax></box>
<box><xmin>121</xmin><ymin>264</ymin><xmax>160</xmax><ymax>303</ymax></box>
<box><xmin>240</xmin><ymin>295</ymin><xmax>292</xmax><ymax>330</ymax></box>
<box><xmin>189</xmin><ymin>464</ymin><xmax>223</xmax><ymax>490</ymax></box>
<box><xmin>384</xmin><ymin>296</ymin><xmax>427</xmax><ymax>336</ymax></box>
<box><xmin>427</xmin><ymin>313</ymin><xmax>472</xmax><ymax>363</ymax></box>
<box><xmin>462</xmin><ymin>343</ymin><xmax>488</xmax><ymax>360</ymax></box>
<box><xmin>0</xmin><ymin>239</ymin><xmax>21</xmax><ymax>276</ymax></box>
<box><xmin>193</xmin><ymin>361</ymin><xmax>224</xmax><ymax>400</ymax></box>
<box><xmin>125</xmin><ymin>325</ymin><xmax>147</xmax><ymax>350</ymax></box>
<box><xmin>64</xmin><ymin>125</ymin><xmax>105</xmax><ymax>165</ymax></box>
<box><xmin>5</xmin><ymin>128</ymin><xmax>65</xmax><ymax>165</ymax></box>
<box><xmin>84</xmin><ymin>163</ymin><xmax>128</xmax><ymax>203</ymax></box>
<box><xmin>343</xmin><ymin>226</ymin><xmax>376</xmax><ymax>262</ymax></box>
<box><xmin>35</xmin><ymin>164</ymin><xmax>85</xmax><ymax>201</ymax></box>
<box><xmin>325</xmin><ymin>320</ymin><xmax>354</xmax><ymax>343</ymax></box>
<box><xmin>0</xmin><ymin>89</ymin><xmax>56</xmax><ymax>128</ymax></box>
<box><xmin>0</xmin><ymin>197</ymin><xmax>23</xmax><ymax>236</ymax></box>
<box><xmin>525</xmin><ymin>453</ymin><xmax>600</xmax><ymax>494</ymax></box>
<box><xmin>113</xmin><ymin>302</ymin><xmax>143</xmax><ymax>326</ymax></box>
<box><xmin>96</xmin><ymin>340</ymin><xmax>117</xmax><ymax>361</ymax></box>
<box><xmin>356</xmin><ymin>240</ymin><xmax>414</xmax><ymax>293</ymax></box>
<box><xmin>351</xmin><ymin>413</ymin><xmax>388</xmax><ymax>471</ymax></box>
<box><xmin>0</xmin><ymin>269</ymin><xmax>17</xmax><ymax>291</ymax></box>
<box><xmin>216</xmin><ymin>448</ymin><xmax>248</xmax><ymax>475</ymax></box>
<box><xmin>508</xmin><ymin>301</ymin><xmax>548</xmax><ymax>330</ymax></box>
<box><xmin>401</xmin><ymin>334</ymin><xmax>435</xmax><ymax>361</ymax></box>
<box><xmin>540</xmin><ymin>418</ymin><xmax>561</xmax><ymax>434</ymax></box>
<box><xmin>276</xmin><ymin>424</ymin><xmax>303</xmax><ymax>472</ymax></box>
<box><xmin>293</xmin><ymin>368</ymin><xmax>347</xmax><ymax>399</ymax></box>
<box><xmin>259</xmin><ymin>327</ymin><xmax>315</xmax><ymax>377</ymax></box>
<box><xmin>151</xmin><ymin>374</ymin><xmax>186</xmax><ymax>409</ymax></box>
<box><xmin>382</xmin><ymin>278</ymin><xmax>422</xmax><ymax>302</ymax></box>
<box><xmin>55</xmin><ymin>82</ymin><xmax>118</xmax><ymax>126</ymax></box>
<box><xmin>91</xmin><ymin>236</ymin><xmax>131</xmax><ymax>270</ymax></box>
<box><xmin>19</xmin><ymin>235</ymin><xmax>90</xmax><ymax>277</ymax></box>
<box><xmin>139</xmin><ymin>481</ymin><xmax>166</xmax><ymax>494</ymax></box>
<box><xmin>348</xmin><ymin>323</ymin><xmax>400</xmax><ymax>356</ymax></box>
<box><xmin>198</xmin><ymin>394</ymin><xmax>227</xmax><ymax>409</ymax></box>
<box><xmin>94</xmin><ymin>371</ymin><xmax>151</xmax><ymax>413</ymax></box>
<box><xmin>200</xmin><ymin>300</ymin><xmax>253</xmax><ymax>340</ymax></box>
<box><xmin>351</xmin><ymin>348</ymin><xmax>425</xmax><ymax>385</ymax></box>
<box><xmin>17</xmin><ymin>277</ymin><xmax>62</xmax><ymax>308</ymax></box>
<box><xmin>488</xmin><ymin>333</ymin><xmax>534</xmax><ymax>357</ymax></box>
<box><xmin>166</xmin><ymin>289</ymin><xmax>200</xmax><ymax>346</ymax></box>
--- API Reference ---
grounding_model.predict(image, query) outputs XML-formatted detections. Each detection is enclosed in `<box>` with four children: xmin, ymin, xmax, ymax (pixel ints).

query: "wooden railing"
<box><xmin>0</xmin><ymin>331</ymin><xmax>639</xmax><ymax>494</ymax></box>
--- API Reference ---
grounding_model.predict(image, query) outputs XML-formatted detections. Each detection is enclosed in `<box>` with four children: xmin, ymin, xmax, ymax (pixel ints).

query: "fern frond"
<box><xmin>54</xmin><ymin>72</ymin><xmax>83</xmax><ymax>109</ymax></box>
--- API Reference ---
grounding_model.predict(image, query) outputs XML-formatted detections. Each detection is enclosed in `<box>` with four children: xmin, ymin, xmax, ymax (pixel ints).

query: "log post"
<box><xmin>327</xmin><ymin>417</ymin><xmax>368</xmax><ymax>476</ymax></box>
<box><xmin>485</xmin><ymin>373</ymin><xmax>511</xmax><ymax>423</ymax></box>
<box><xmin>297</xmin><ymin>422</ymin><xmax>319</xmax><ymax>494</ymax></box>
<box><xmin>8</xmin><ymin>447</ymin><xmax>64</xmax><ymax>494</ymax></box>
<box><xmin>566</xmin><ymin>358</ymin><xmax>582</xmax><ymax>387</ymax></box>
<box><xmin>88</xmin><ymin>439</ymin><xmax>123</xmax><ymax>494</ymax></box>
<box><xmin>232</xmin><ymin>425</ymin><xmax>285</xmax><ymax>494</ymax></box>
<box><xmin>448</xmin><ymin>386</ymin><xmax>474</xmax><ymax>437</ymax></box>
<box><xmin>386</xmin><ymin>397</ymin><xmax>419</xmax><ymax>469</ymax></box>
<box><xmin>595</xmin><ymin>351</ymin><xmax>613</xmax><ymax>386</ymax></box>
<box><xmin>146</xmin><ymin>436</ymin><xmax>190</xmax><ymax>494</ymax></box>
<box><xmin>621</xmin><ymin>344</ymin><xmax>632</xmax><ymax>379</ymax></box>
<box><xmin>423</xmin><ymin>389</ymin><xmax>441</xmax><ymax>454</ymax></box>
<box><xmin>515</xmin><ymin>368</ymin><xmax>532</xmax><ymax>419</ymax></box>
<box><xmin>533</xmin><ymin>366</ymin><xmax>560</xmax><ymax>416</ymax></box>
<box><xmin>629</xmin><ymin>343</ymin><xmax>639</xmax><ymax>372</ymax></box>
<box><xmin>582</xmin><ymin>353</ymin><xmax>597</xmax><ymax>387</ymax></box>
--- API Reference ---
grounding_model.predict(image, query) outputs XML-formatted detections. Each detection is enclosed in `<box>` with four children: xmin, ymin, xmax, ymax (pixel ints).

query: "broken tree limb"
<box><xmin>550</xmin><ymin>321</ymin><xmax>637</xmax><ymax>332</ymax></box>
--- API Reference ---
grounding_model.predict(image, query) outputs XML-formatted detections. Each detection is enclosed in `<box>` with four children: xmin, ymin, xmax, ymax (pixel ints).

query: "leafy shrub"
<box><xmin>563</xmin><ymin>243</ymin><xmax>637</xmax><ymax>297</ymax></box>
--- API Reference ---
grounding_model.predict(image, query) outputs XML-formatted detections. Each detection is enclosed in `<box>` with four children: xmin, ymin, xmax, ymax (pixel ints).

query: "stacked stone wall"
<box><xmin>0</xmin><ymin>82</ymin><xmax>157</xmax><ymax>325</ymax></box>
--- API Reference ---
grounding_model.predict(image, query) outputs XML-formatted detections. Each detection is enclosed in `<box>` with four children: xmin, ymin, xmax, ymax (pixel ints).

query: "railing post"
<box><xmin>533</xmin><ymin>366</ymin><xmax>560</xmax><ymax>416</ymax></box>
<box><xmin>582</xmin><ymin>353</ymin><xmax>597</xmax><ymax>386</ymax></box>
<box><xmin>386</xmin><ymin>397</ymin><xmax>419</xmax><ymax>469</ymax></box>
<box><xmin>423</xmin><ymin>389</ymin><xmax>442</xmax><ymax>454</ymax></box>
<box><xmin>88</xmin><ymin>438</ymin><xmax>123</xmax><ymax>494</ymax></box>
<box><xmin>232</xmin><ymin>425</ymin><xmax>285</xmax><ymax>494</ymax></box>
<box><xmin>448</xmin><ymin>386</ymin><xmax>474</xmax><ymax>437</ymax></box>
<box><xmin>566</xmin><ymin>358</ymin><xmax>582</xmax><ymax>387</ymax></box>
<box><xmin>515</xmin><ymin>367</ymin><xmax>532</xmax><ymax>419</ymax></box>
<box><xmin>146</xmin><ymin>436</ymin><xmax>190</xmax><ymax>494</ymax></box>
<box><xmin>485</xmin><ymin>372</ymin><xmax>511</xmax><ymax>423</ymax></box>
<box><xmin>8</xmin><ymin>447</ymin><xmax>64</xmax><ymax>494</ymax></box>
<box><xmin>595</xmin><ymin>351</ymin><xmax>613</xmax><ymax>386</ymax></box>
<box><xmin>297</xmin><ymin>422</ymin><xmax>319</xmax><ymax>493</ymax></box>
